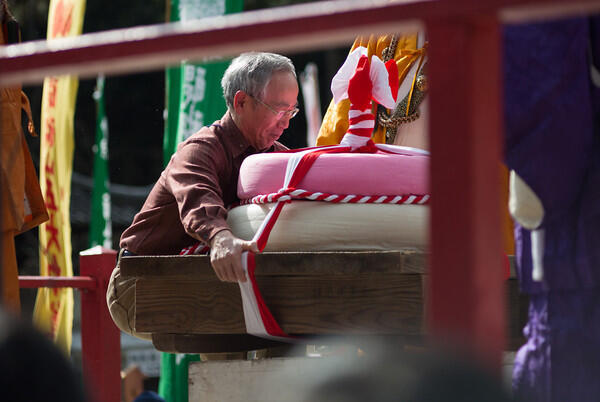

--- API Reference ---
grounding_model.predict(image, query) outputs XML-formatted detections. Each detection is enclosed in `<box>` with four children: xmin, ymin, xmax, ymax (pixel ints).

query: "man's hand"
<box><xmin>209</xmin><ymin>230</ymin><xmax>258</xmax><ymax>282</ymax></box>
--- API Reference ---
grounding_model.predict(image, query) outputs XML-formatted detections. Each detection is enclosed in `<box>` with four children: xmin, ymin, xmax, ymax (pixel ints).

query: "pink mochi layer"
<box><xmin>237</xmin><ymin>150</ymin><xmax>429</xmax><ymax>199</ymax></box>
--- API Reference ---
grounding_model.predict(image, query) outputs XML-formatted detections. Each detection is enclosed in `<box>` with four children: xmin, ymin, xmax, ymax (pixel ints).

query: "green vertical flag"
<box><xmin>163</xmin><ymin>62</ymin><xmax>181</xmax><ymax>166</ymax></box>
<box><xmin>163</xmin><ymin>0</ymin><xmax>243</xmax><ymax>166</ymax></box>
<box><xmin>159</xmin><ymin>1</ymin><xmax>243</xmax><ymax>401</ymax></box>
<box><xmin>89</xmin><ymin>75</ymin><xmax>112</xmax><ymax>248</ymax></box>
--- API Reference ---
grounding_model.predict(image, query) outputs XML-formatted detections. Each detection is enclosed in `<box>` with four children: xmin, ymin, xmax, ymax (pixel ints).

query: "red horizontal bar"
<box><xmin>19</xmin><ymin>276</ymin><xmax>97</xmax><ymax>290</ymax></box>
<box><xmin>1</xmin><ymin>0</ymin><xmax>599</xmax><ymax>86</ymax></box>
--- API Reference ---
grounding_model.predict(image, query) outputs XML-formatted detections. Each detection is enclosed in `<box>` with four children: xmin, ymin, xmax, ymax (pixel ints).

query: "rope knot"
<box><xmin>353</xmin><ymin>139</ymin><xmax>378</xmax><ymax>154</ymax></box>
<box><xmin>278</xmin><ymin>187</ymin><xmax>295</xmax><ymax>196</ymax></box>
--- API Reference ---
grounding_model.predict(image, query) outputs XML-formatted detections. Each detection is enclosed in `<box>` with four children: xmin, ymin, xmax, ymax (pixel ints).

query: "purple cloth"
<box><xmin>504</xmin><ymin>16</ymin><xmax>600</xmax><ymax>401</ymax></box>
<box><xmin>503</xmin><ymin>18</ymin><xmax>600</xmax><ymax>294</ymax></box>
<box><xmin>512</xmin><ymin>291</ymin><xmax>600</xmax><ymax>402</ymax></box>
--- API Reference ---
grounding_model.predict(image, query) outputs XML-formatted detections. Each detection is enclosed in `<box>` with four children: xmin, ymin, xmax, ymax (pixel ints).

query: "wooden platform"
<box><xmin>119</xmin><ymin>251</ymin><xmax>528</xmax><ymax>353</ymax></box>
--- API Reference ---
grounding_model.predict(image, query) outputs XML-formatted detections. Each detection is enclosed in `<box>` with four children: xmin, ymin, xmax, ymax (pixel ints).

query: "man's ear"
<box><xmin>233</xmin><ymin>90</ymin><xmax>248</xmax><ymax>113</ymax></box>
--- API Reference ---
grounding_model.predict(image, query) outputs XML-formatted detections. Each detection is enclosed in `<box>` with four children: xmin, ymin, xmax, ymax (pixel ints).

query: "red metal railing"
<box><xmin>1</xmin><ymin>0</ymin><xmax>600</xmax><ymax>87</ymax></box>
<box><xmin>6</xmin><ymin>0</ymin><xmax>600</xmax><ymax>400</ymax></box>
<box><xmin>19</xmin><ymin>276</ymin><xmax>96</xmax><ymax>289</ymax></box>
<box><xmin>19</xmin><ymin>247</ymin><xmax>120</xmax><ymax>402</ymax></box>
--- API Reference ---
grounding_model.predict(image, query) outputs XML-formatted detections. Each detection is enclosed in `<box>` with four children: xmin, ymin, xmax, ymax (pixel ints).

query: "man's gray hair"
<box><xmin>222</xmin><ymin>52</ymin><xmax>296</xmax><ymax>110</ymax></box>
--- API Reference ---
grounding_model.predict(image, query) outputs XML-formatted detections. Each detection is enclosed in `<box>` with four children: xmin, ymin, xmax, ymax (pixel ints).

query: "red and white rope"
<box><xmin>241</xmin><ymin>189</ymin><xmax>430</xmax><ymax>205</ymax></box>
<box><xmin>180</xmin><ymin>243</ymin><xmax>209</xmax><ymax>256</ymax></box>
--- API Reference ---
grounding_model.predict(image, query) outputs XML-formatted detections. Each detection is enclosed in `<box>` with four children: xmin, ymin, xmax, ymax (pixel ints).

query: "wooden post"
<box><xmin>80</xmin><ymin>246</ymin><xmax>121</xmax><ymax>402</ymax></box>
<box><xmin>426</xmin><ymin>15</ymin><xmax>506</xmax><ymax>370</ymax></box>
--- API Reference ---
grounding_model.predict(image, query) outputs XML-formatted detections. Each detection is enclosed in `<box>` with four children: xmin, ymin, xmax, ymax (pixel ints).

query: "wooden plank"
<box><xmin>122</xmin><ymin>252</ymin><xmax>425</xmax><ymax>337</ymax></box>
<box><xmin>120</xmin><ymin>250</ymin><xmax>419</xmax><ymax>278</ymax></box>
<box><xmin>133</xmin><ymin>272</ymin><xmax>424</xmax><ymax>335</ymax></box>
<box><xmin>120</xmin><ymin>252</ymin><xmax>527</xmax><ymax>353</ymax></box>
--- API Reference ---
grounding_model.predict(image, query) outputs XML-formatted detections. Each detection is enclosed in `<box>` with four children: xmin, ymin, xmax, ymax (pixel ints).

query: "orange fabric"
<box><xmin>500</xmin><ymin>164</ymin><xmax>515</xmax><ymax>255</ymax></box>
<box><xmin>0</xmin><ymin>90</ymin><xmax>48</xmax><ymax>235</ymax></box>
<box><xmin>1</xmin><ymin>26</ymin><xmax>49</xmax><ymax>312</ymax></box>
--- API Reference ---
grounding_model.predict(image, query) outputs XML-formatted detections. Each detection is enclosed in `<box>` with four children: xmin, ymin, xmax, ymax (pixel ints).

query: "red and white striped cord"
<box><xmin>180</xmin><ymin>243</ymin><xmax>209</xmax><ymax>256</ymax></box>
<box><xmin>241</xmin><ymin>189</ymin><xmax>430</xmax><ymax>205</ymax></box>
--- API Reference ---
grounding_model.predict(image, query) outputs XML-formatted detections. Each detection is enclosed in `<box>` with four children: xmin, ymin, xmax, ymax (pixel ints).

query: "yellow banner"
<box><xmin>34</xmin><ymin>0</ymin><xmax>86</xmax><ymax>354</ymax></box>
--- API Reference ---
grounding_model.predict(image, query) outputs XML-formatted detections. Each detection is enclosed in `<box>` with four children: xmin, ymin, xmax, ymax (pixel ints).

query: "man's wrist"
<box><xmin>209</xmin><ymin>229</ymin><xmax>232</xmax><ymax>247</ymax></box>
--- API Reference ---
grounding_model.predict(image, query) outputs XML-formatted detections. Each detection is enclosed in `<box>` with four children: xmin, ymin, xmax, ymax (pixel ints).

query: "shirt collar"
<box><xmin>220</xmin><ymin>111</ymin><xmax>253</xmax><ymax>158</ymax></box>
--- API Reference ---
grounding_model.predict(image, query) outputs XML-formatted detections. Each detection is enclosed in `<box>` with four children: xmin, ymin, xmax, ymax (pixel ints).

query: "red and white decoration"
<box><xmin>233</xmin><ymin>48</ymin><xmax>432</xmax><ymax>340</ymax></box>
<box><xmin>331</xmin><ymin>46</ymin><xmax>399</xmax><ymax>149</ymax></box>
<box><xmin>238</xmin><ymin>251</ymin><xmax>292</xmax><ymax>340</ymax></box>
<box><xmin>238</xmin><ymin>148</ymin><xmax>429</xmax><ymax>201</ymax></box>
<box><xmin>184</xmin><ymin>48</ymin><xmax>431</xmax><ymax>340</ymax></box>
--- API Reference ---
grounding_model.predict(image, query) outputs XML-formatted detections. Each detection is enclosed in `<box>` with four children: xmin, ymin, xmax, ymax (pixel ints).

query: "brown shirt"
<box><xmin>120</xmin><ymin>112</ymin><xmax>287</xmax><ymax>255</ymax></box>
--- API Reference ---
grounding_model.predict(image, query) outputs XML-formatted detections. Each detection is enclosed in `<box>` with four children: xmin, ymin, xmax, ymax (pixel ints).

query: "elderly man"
<box><xmin>107</xmin><ymin>52</ymin><xmax>299</xmax><ymax>339</ymax></box>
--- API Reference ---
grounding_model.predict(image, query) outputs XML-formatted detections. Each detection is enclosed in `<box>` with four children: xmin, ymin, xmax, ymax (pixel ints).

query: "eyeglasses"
<box><xmin>248</xmin><ymin>94</ymin><xmax>300</xmax><ymax>120</ymax></box>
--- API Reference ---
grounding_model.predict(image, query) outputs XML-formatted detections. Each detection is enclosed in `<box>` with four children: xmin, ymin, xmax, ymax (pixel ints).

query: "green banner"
<box><xmin>159</xmin><ymin>1</ymin><xmax>243</xmax><ymax>401</ymax></box>
<box><xmin>89</xmin><ymin>75</ymin><xmax>112</xmax><ymax>248</ymax></box>
<box><xmin>163</xmin><ymin>0</ymin><xmax>243</xmax><ymax>166</ymax></box>
<box><xmin>163</xmin><ymin>65</ymin><xmax>181</xmax><ymax>167</ymax></box>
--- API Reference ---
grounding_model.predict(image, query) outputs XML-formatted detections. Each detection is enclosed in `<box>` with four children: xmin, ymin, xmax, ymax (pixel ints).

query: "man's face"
<box><xmin>241</xmin><ymin>71</ymin><xmax>299</xmax><ymax>150</ymax></box>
